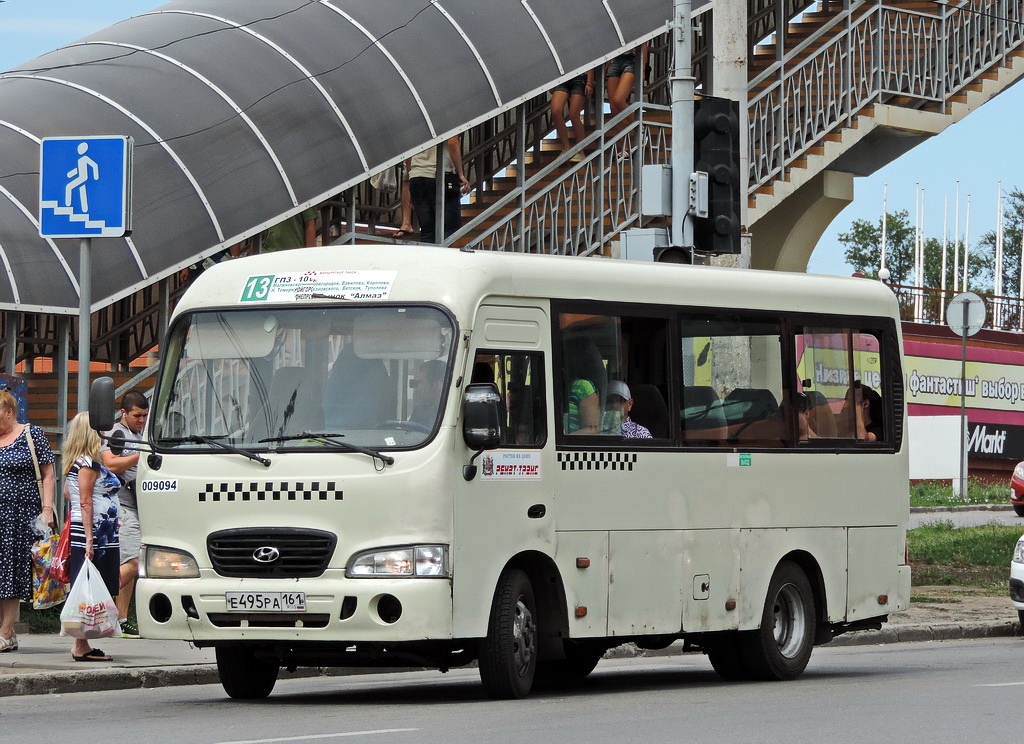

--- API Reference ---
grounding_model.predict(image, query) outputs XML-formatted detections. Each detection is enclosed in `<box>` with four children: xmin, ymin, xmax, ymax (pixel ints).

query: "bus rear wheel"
<box><xmin>740</xmin><ymin>561</ymin><xmax>815</xmax><ymax>681</ymax></box>
<box><xmin>479</xmin><ymin>568</ymin><xmax>537</xmax><ymax>699</ymax></box>
<box><xmin>216</xmin><ymin>646</ymin><xmax>279</xmax><ymax>699</ymax></box>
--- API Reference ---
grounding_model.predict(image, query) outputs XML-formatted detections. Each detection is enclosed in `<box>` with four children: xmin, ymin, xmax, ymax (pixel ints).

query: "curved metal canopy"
<box><xmin>0</xmin><ymin>0</ymin><xmax>675</xmax><ymax>314</ymax></box>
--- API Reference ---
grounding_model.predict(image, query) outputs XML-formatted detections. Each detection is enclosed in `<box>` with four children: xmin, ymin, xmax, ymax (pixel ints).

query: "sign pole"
<box><xmin>947</xmin><ymin>291</ymin><xmax>984</xmax><ymax>498</ymax></box>
<box><xmin>78</xmin><ymin>238</ymin><xmax>91</xmax><ymax>412</ymax></box>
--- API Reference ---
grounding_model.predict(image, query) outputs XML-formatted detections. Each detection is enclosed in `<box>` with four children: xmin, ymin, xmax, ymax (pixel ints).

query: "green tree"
<box><xmin>839</xmin><ymin>210</ymin><xmax>915</xmax><ymax>283</ymax></box>
<box><xmin>976</xmin><ymin>188</ymin><xmax>1024</xmax><ymax>298</ymax></box>
<box><xmin>840</xmin><ymin>209</ymin><xmax>991</xmax><ymax>289</ymax></box>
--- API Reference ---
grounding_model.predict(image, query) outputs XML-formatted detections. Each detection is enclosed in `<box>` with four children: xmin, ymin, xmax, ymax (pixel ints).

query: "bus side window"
<box><xmin>680</xmin><ymin>315</ymin><xmax>785</xmax><ymax>447</ymax></box>
<box><xmin>473</xmin><ymin>351</ymin><xmax>545</xmax><ymax>447</ymax></box>
<box><xmin>796</xmin><ymin>328</ymin><xmax>887</xmax><ymax>443</ymax></box>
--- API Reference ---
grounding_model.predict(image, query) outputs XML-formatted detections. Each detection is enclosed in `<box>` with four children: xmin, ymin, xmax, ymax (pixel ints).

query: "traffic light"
<box><xmin>693</xmin><ymin>96</ymin><xmax>741</xmax><ymax>254</ymax></box>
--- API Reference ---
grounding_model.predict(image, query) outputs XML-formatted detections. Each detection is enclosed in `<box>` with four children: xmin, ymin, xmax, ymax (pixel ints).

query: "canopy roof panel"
<box><xmin>0</xmin><ymin>0</ymin><xmax>675</xmax><ymax>314</ymax></box>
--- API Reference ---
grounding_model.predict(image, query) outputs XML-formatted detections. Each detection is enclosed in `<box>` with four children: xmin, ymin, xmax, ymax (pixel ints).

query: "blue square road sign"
<box><xmin>39</xmin><ymin>136</ymin><xmax>133</xmax><ymax>238</ymax></box>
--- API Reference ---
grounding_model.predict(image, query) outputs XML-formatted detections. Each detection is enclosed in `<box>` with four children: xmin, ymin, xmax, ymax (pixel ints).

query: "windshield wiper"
<box><xmin>160</xmin><ymin>435</ymin><xmax>271</xmax><ymax>467</ymax></box>
<box><xmin>258</xmin><ymin>432</ymin><xmax>394</xmax><ymax>466</ymax></box>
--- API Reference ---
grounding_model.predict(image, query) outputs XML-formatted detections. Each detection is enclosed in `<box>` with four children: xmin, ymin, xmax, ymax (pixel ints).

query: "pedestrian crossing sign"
<box><xmin>39</xmin><ymin>136</ymin><xmax>133</xmax><ymax>238</ymax></box>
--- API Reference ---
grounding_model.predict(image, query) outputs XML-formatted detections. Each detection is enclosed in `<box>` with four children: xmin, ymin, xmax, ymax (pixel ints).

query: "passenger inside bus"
<box><xmin>841</xmin><ymin>381</ymin><xmax>883</xmax><ymax>442</ymax></box>
<box><xmin>795</xmin><ymin>392</ymin><xmax>815</xmax><ymax>440</ymax></box>
<box><xmin>322</xmin><ymin>345</ymin><xmax>394</xmax><ymax>430</ymax></box>
<box><xmin>409</xmin><ymin>360</ymin><xmax>445</xmax><ymax>425</ymax></box>
<box><xmin>564</xmin><ymin>336</ymin><xmax>605</xmax><ymax>434</ymax></box>
<box><xmin>602</xmin><ymin>381</ymin><xmax>652</xmax><ymax>438</ymax></box>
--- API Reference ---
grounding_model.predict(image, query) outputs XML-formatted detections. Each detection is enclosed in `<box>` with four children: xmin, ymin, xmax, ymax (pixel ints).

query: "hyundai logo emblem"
<box><xmin>253</xmin><ymin>546</ymin><xmax>281</xmax><ymax>563</ymax></box>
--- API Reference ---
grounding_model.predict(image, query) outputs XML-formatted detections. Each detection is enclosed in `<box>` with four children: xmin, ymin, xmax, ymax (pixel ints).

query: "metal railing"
<box><xmin>890</xmin><ymin>283</ymin><xmax>1024</xmax><ymax>333</ymax></box>
<box><xmin>749</xmin><ymin>0</ymin><xmax>1024</xmax><ymax>192</ymax></box>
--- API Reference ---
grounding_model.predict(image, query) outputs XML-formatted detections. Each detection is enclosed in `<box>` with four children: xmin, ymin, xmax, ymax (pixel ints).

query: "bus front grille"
<box><xmin>207</xmin><ymin>528</ymin><xmax>337</xmax><ymax>578</ymax></box>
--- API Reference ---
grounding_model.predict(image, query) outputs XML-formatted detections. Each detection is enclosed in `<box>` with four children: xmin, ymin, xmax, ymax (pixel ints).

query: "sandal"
<box><xmin>72</xmin><ymin>648</ymin><xmax>113</xmax><ymax>662</ymax></box>
<box><xmin>0</xmin><ymin>634</ymin><xmax>17</xmax><ymax>652</ymax></box>
<box><xmin>393</xmin><ymin>229</ymin><xmax>417</xmax><ymax>239</ymax></box>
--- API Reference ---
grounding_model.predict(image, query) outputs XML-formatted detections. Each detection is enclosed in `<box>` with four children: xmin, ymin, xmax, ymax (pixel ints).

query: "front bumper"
<box><xmin>1010</xmin><ymin>557</ymin><xmax>1024</xmax><ymax>609</ymax></box>
<box><xmin>136</xmin><ymin>571</ymin><xmax>455</xmax><ymax>643</ymax></box>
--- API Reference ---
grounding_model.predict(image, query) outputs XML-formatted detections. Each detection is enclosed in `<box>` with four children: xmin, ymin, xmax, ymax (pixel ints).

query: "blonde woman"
<box><xmin>0</xmin><ymin>390</ymin><xmax>55</xmax><ymax>652</ymax></box>
<box><xmin>63</xmin><ymin>412</ymin><xmax>121</xmax><ymax>661</ymax></box>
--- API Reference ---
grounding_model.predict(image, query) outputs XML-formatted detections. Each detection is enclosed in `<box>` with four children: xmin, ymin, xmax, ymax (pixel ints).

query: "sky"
<box><xmin>1</xmin><ymin>0</ymin><xmax>1022</xmax><ymax>277</ymax></box>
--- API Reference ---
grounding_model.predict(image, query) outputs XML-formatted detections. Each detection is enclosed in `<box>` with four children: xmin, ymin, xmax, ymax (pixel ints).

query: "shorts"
<box><xmin>118</xmin><ymin>504</ymin><xmax>141</xmax><ymax>565</ymax></box>
<box><xmin>607</xmin><ymin>53</ymin><xmax>636</xmax><ymax>79</ymax></box>
<box><xmin>553</xmin><ymin>73</ymin><xmax>588</xmax><ymax>97</ymax></box>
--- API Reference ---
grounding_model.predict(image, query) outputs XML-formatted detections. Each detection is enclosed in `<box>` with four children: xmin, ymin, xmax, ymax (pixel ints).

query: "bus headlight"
<box><xmin>143</xmin><ymin>545</ymin><xmax>201</xmax><ymax>579</ymax></box>
<box><xmin>347</xmin><ymin>545</ymin><xmax>449</xmax><ymax>578</ymax></box>
<box><xmin>1014</xmin><ymin>538</ymin><xmax>1024</xmax><ymax>565</ymax></box>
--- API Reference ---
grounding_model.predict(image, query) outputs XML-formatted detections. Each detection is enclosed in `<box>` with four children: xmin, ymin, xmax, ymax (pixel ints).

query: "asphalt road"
<box><xmin>3</xmin><ymin>639</ymin><xmax>1021</xmax><ymax>743</ymax></box>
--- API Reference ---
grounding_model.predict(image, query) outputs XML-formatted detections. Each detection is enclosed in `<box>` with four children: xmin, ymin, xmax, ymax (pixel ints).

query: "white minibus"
<box><xmin>90</xmin><ymin>245</ymin><xmax>910</xmax><ymax>699</ymax></box>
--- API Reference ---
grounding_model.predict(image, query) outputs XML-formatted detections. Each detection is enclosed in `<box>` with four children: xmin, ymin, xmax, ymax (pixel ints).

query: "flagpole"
<box><xmin>941</xmin><ymin>195</ymin><xmax>948</xmax><ymax>323</ymax></box>
<box><xmin>963</xmin><ymin>193</ymin><xmax>971</xmax><ymax>292</ymax></box>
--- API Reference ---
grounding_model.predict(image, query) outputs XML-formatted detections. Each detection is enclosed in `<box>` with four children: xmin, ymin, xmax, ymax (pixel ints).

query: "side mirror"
<box><xmin>462</xmin><ymin>383</ymin><xmax>501</xmax><ymax>451</ymax></box>
<box><xmin>89</xmin><ymin>377</ymin><xmax>116</xmax><ymax>432</ymax></box>
<box><xmin>462</xmin><ymin>383</ymin><xmax>501</xmax><ymax>481</ymax></box>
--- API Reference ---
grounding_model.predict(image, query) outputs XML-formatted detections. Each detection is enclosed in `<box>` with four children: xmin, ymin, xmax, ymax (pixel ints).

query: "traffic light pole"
<box><xmin>670</xmin><ymin>0</ymin><xmax>695</xmax><ymax>252</ymax></box>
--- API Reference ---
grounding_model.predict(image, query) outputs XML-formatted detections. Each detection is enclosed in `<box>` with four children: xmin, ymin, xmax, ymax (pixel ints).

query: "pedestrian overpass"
<box><xmin>0</xmin><ymin>0</ymin><xmax>1021</xmax><ymax>428</ymax></box>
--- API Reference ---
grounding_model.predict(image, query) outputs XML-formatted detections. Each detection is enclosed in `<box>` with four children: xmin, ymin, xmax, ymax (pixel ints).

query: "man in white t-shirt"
<box><xmin>100</xmin><ymin>389</ymin><xmax>148</xmax><ymax>638</ymax></box>
<box><xmin>405</xmin><ymin>136</ymin><xmax>470</xmax><ymax>243</ymax></box>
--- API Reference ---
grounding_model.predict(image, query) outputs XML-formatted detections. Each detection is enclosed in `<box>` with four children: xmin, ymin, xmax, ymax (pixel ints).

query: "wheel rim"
<box><xmin>771</xmin><ymin>582</ymin><xmax>807</xmax><ymax>658</ymax></box>
<box><xmin>512</xmin><ymin>595</ymin><xmax>536</xmax><ymax>675</ymax></box>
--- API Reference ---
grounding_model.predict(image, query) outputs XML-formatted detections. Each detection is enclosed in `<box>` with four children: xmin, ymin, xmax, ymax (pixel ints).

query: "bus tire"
<box><xmin>216</xmin><ymin>646</ymin><xmax>279</xmax><ymax>699</ymax></box>
<box><xmin>479</xmin><ymin>568</ymin><xmax>538</xmax><ymax>699</ymax></box>
<box><xmin>740</xmin><ymin>561</ymin><xmax>815</xmax><ymax>681</ymax></box>
<box><xmin>535</xmin><ymin>640</ymin><xmax>604</xmax><ymax>681</ymax></box>
<box><xmin>703</xmin><ymin>633</ymin><xmax>748</xmax><ymax>681</ymax></box>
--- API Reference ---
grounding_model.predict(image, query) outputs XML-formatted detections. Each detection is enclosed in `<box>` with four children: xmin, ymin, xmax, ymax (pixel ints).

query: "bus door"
<box><xmin>452</xmin><ymin>305</ymin><xmax>553</xmax><ymax>637</ymax></box>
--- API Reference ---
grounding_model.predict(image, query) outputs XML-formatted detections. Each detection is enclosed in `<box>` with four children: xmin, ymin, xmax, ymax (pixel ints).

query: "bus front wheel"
<box><xmin>741</xmin><ymin>561</ymin><xmax>815</xmax><ymax>681</ymax></box>
<box><xmin>216</xmin><ymin>646</ymin><xmax>279</xmax><ymax>699</ymax></box>
<box><xmin>479</xmin><ymin>568</ymin><xmax>538</xmax><ymax>699</ymax></box>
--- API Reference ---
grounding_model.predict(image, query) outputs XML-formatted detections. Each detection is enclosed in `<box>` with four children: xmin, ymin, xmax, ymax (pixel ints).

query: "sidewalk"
<box><xmin>2</xmin><ymin>593</ymin><xmax>1019</xmax><ymax>697</ymax></box>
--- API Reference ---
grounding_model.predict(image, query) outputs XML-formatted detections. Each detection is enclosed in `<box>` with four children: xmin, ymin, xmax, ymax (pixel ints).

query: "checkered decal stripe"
<box><xmin>199</xmin><ymin>481</ymin><xmax>342</xmax><ymax>502</ymax></box>
<box><xmin>557</xmin><ymin>452</ymin><xmax>637</xmax><ymax>471</ymax></box>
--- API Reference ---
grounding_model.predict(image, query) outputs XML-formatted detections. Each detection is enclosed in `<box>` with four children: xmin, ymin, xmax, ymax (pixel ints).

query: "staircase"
<box><xmin>747</xmin><ymin>0</ymin><xmax>1024</xmax><ymax>228</ymax></box>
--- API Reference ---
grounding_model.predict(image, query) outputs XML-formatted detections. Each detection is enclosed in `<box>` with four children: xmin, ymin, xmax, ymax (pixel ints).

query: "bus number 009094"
<box><xmin>140</xmin><ymin>479</ymin><xmax>178</xmax><ymax>493</ymax></box>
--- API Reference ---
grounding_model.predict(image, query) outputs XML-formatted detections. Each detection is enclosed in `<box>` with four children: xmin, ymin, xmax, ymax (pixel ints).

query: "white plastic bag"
<box><xmin>59</xmin><ymin>558</ymin><xmax>122</xmax><ymax>639</ymax></box>
<box><xmin>369</xmin><ymin>167</ymin><xmax>398</xmax><ymax>194</ymax></box>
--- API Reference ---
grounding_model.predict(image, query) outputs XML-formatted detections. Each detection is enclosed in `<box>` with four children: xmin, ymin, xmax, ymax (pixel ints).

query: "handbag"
<box><xmin>32</xmin><ymin>529</ymin><xmax>69</xmax><ymax>609</ymax></box>
<box><xmin>59</xmin><ymin>558</ymin><xmax>121</xmax><ymax>640</ymax></box>
<box><xmin>50</xmin><ymin>511</ymin><xmax>72</xmax><ymax>584</ymax></box>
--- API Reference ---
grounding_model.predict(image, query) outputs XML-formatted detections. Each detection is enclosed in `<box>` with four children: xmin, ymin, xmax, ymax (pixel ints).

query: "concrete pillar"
<box><xmin>750</xmin><ymin>170</ymin><xmax>855</xmax><ymax>272</ymax></box>
<box><xmin>709</xmin><ymin>0</ymin><xmax>750</xmax><ymax>270</ymax></box>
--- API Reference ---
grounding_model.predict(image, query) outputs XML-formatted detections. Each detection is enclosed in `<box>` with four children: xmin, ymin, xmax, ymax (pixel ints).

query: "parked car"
<box><xmin>1011</xmin><ymin>462</ymin><xmax>1024</xmax><ymax>517</ymax></box>
<box><xmin>1011</xmin><ymin>536</ymin><xmax>1024</xmax><ymax>627</ymax></box>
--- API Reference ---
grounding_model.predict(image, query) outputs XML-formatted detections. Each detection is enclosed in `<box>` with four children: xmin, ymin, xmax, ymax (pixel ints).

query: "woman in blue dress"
<box><xmin>63</xmin><ymin>412</ymin><xmax>121</xmax><ymax>662</ymax></box>
<box><xmin>0</xmin><ymin>390</ymin><xmax>56</xmax><ymax>652</ymax></box>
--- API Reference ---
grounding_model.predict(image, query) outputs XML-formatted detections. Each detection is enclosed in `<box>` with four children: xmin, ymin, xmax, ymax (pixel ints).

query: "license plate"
<box><xmin>225</xmin><ymin>591</ymin><xmax>306</xmax><ymax>612</ymax></box>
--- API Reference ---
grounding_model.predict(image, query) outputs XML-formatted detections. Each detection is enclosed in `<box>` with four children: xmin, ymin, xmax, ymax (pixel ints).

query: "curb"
<box><xmin>0</xmin><ymin>664</ymin><xmax>219</xmax><ymax>698</ymax></box>
<box><xmin>910</xmin><ymin>504</ymin><xmax>1014</xmax><ymax>514</ymax></box>
<box><xmin>0</xmin><ymin>662</ymin><xmax>409</xmax><ymax>698</ymax></box>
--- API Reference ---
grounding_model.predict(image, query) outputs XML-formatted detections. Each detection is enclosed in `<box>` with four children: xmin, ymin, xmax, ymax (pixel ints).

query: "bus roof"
<box><xmin>182</xmin><ymin>244</ymin><xmax>900</xmax><ymax>322</ymax></box>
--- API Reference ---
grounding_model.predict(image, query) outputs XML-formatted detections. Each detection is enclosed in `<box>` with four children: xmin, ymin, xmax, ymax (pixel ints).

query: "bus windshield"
<box><xmin>151</xmin><ymin>305</ymin><xmax>455</xmax><ymax>451</ymax></box>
